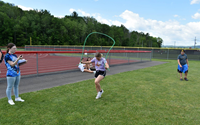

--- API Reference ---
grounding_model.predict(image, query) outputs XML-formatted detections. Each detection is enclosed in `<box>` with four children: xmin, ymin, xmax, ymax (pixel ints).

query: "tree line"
<box><xmin>0</xmin><ymin>1</ymin><xmax>163</xmax><ymax>47</ymax></box>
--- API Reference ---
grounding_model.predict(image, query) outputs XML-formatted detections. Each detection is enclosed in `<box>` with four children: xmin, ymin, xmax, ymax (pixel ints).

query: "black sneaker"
<box><xmin>184</xmin><ymin>78</ymin><xmax>188</xmax><ymax>81</ymax></box>
<box><xmin>180</xmin><ymin>79</ymin><xmax>183</xmax><ymax>81</ymax></box>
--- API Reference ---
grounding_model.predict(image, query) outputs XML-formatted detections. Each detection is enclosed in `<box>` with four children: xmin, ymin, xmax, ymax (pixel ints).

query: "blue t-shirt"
<box><xmin>177</xmin><ymin>53</ymin><xmax>187</xmax><ymax>65</ymax></box>
<box><xmin>4</xmin><ymin>53</ymin><xmax>20</xmax><ymax>77</ymax></box>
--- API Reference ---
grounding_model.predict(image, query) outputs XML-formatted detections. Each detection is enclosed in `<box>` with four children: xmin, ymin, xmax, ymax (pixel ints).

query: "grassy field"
<box><xmin>0</xmin><ymin>59</ymin><xmax>200</xmax><ymax>125</ymax></box>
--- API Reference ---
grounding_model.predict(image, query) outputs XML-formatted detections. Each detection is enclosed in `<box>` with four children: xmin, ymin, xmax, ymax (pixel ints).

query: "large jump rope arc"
<box><xmin>80</xmin><ymin>32</ymin><xmax>116</xmax><ymax>71</ymax></box>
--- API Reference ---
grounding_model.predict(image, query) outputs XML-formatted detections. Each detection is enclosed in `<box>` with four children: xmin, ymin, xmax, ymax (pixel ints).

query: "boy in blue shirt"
<box><xmin>177</xmin><ymin>50</ymin><xmax>189</xmax><ymax>81</ymax></box>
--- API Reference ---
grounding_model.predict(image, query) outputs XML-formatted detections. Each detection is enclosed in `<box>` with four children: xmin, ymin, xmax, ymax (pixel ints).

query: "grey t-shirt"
<box><xmin>177</xmin><ymin>54</ymin><xmax>187</xmax><ymax>65</ymax></box>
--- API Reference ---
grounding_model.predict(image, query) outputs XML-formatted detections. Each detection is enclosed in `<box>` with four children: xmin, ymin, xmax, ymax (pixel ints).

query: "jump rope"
<box><xmin>80</xmin><ymin>32</ymin><xmax>116</xmax><ymax>71</ymax></box>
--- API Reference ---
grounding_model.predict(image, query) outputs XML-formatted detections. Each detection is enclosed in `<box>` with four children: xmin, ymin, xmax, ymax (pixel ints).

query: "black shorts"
<box><xmin>95</xmin><ymin>70</ymin><xmax>106</xmax><ymax>78</ymax></box>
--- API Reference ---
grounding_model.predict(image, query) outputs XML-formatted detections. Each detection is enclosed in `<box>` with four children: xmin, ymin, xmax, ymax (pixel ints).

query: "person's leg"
<box><xmin>84</xmin><ymin>69</ymin><xmax>94</xmax><ymax>73</ymax></box>
<box><xmin>94</xmin><ymin>75</ymin><xmax>104</xmax><ymax>92</ymax></box>
<box><xmin>182</xmin><ymin>64</ymin><xmax>188</xmax><ymax>81</ymax></box>
<box><xmin>6</xmin><ymin>77</ymin><xmax>16</xmax><ymax>100</ymax></box>
<box><xmin>185</xmin><ymin>72</ymin><xmax>187</xmax><ymax>78</ymax></box>
<box><xmin>184</xmin><ymin>71</ymin><xmax>188</xmax><ymax>81</ymax></box>
<box><xmin>13</xmin><ymin>75</ymin><xmax>21</xmax><ymax>98</ymax></box>
<box><xmin>179</xmin><ymin>73</ymin><xmax>182</xmax><ymax>79</ymax></box>
<box><xmin>85</xmin><ymin>64</ymin><xmax>90</xmax><ymax>70</ymax></box>
<box><xmin>95</xmin><ymin>75</ymin><xmax>104</xmax><ymax>99</ymax></box>
<box><xmin>178</xmin><ymin>65</ymin><xmax>183</xmax><ymax>80</ymax></box>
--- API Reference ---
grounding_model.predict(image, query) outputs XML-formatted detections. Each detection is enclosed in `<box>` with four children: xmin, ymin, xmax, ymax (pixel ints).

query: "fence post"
<box><xmin>124</xmin><ymin>47</ymin><xmax>125</xmax><ymax>57</ymax></box>
<box><xmin>167</xmin><ymin>49</ymin><xmax>169</xmax><ymax>60</ymax></box>
<box><xmin>128</xmin><ymin>53</ymin><xmax>129</xmax><ymax>64</ymax></box>
<box><xmin>150</xmin><ymin>51</ymin><xmax>152</xmax><ymax>61</ymax></box>
<box><xmin>109</xmin><ymin>53</ymin><xmax>111</xmax><ymax>66</ymax></box>
<box><xmin>36</xmin><ymin>53</ymin><xmax>39</xmax><ymax>76</ymax></box>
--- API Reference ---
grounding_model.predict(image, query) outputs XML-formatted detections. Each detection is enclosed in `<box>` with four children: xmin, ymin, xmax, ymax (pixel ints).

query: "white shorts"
<box><xmin>78</xmin><ymin>63</ymin><xmax>85</xmax><ymax>72</ymax></box>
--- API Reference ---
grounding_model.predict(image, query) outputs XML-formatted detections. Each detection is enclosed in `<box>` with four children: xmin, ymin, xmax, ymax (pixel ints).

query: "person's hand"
<box><xmin>180</xmin><ymin>65</ymin><xmax>182</xmax><ymax>68</ymax></box>
<box><xmin>18</xmin><ymin>55</ymin><xmax>23</xmax><ymax>60</ymax></box>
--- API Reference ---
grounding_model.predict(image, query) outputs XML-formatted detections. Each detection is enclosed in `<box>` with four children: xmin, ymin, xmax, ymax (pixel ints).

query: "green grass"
<box><xmin>1</xmin><ymin>59</ymin><xmax>200</xmax><ymax>125</ymax></box>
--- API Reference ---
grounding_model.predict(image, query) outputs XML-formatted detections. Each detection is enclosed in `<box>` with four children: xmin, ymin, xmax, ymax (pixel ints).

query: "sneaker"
<box><xmin>8</xmin><ymin>100</ymin><xmax>15</xmax><ymax>105</ymax></box>
<box><xmin>96</xmin><ymin>90</ymin><xmax>104</xmax><ymax>99</ymax></box>
<box><xmin>15</xmin><ymin>97</ymin><xmax>25</xmax><ymax>102</ymax></box>
<box><xmin>180</xmin><ymin>79</ymin><xmax>183</xmax><ymax>81</ymax></box>
<box><xmin>100</xmin><ymin>89</ymin><xmax>104</xmax><ymax>96</ymax></box>
<box><xmin>96</xmin><ymin>92</ymin><xmax>101</xmax><ymax>99</ymax></box>
<box><xmin>184</xmin><ymin>78</ymin><xmax>188</xmax><ymax>81</ymax></box>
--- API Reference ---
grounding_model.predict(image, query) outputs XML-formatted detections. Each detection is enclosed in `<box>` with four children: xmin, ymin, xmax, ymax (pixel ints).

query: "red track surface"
<box><xmin>0</xmin><ymin>54</ymin><xmax>137</xmax><ymax>78</ymax></box>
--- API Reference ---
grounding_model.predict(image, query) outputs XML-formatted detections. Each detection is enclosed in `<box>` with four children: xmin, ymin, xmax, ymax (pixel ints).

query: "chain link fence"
<box><xmin>25</xmin><ymin>45</ymin><xmax>200</xmax><ymax>61</ymax></box>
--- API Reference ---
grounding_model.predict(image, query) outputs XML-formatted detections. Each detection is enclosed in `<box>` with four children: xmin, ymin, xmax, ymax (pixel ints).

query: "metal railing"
<box><xmin>25</xmin><ymin>45</ymin><xmax>200</xmax><ymax>60</ymax></box>
<box><xmin>0</xmin><ymin>50</ymin><xmax>151</xmax><ymax>78</ymax></box>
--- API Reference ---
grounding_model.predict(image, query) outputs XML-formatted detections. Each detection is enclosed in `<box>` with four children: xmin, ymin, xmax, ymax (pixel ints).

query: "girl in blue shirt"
<box><xmin>4</xmin><ymin>43</ymin><xmax>27</xmax><ymax>105</ymax></box>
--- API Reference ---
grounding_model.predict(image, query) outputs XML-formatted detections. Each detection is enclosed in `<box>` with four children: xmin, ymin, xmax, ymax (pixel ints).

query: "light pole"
<box><xmin>194</xmin><ymin>37</ymin><xmax>196</xmax><ymax>48</ymax></box>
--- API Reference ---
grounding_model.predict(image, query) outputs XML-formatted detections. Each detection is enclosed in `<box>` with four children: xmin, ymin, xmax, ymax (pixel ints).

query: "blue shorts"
<box><xmin>177</xmin><ymin>64</ymin><xmax>188</xmax><ymax>73</ymax></box>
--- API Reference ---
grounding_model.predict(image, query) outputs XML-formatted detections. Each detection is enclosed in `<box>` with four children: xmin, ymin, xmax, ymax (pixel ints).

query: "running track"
<box><xmin>0</xmin><ymin>54</ymin><xmax>137</xmax><ymax>78</ymax></box>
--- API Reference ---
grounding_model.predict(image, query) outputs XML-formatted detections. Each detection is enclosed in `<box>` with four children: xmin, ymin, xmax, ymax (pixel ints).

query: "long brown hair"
<box><xmin>95</xmin><ymin>52</ymin><xmax>101</xmax><ymax>58</ymax></box>
<box><xmin>7</xmin><ymin>43</ymin><xmax>16</xmax><ymax>53</ymax></box>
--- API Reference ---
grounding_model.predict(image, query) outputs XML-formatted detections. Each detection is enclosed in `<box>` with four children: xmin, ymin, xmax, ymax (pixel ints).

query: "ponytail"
<box><xmin>6</xmin><ymin>48</ymin><xmax>9</xmax><ymax>53</ymax></box>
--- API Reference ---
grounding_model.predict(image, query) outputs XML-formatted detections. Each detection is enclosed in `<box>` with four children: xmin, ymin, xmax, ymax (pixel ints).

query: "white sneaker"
<box><xmin>8</xmin><ymin>100</ymin><xmax>15</xmax><ymax>105</ymax></box>
<box><xmin>15</xmin><ymin>97</ymin><xmax>25</xmax><ymax>102</ymax></box>
<box><xmin>95</xmin><ymin>90</ymin><xmax>104</xmax><ymax>99</ymax></box>
<box><xmin>96</xmin><ymin>92</ymin><xmax>101</xmax><ymax>99</ymax></box>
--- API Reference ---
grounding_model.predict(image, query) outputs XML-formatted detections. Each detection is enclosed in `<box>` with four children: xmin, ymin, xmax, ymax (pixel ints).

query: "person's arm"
<box><xmin>82</xmin><ymin>57</ymin><xmax>95</xmax><ymax>64</ymax></box>
<box><xmin>81</xmin><ymin>61</ymin><xmax>92</xmax><ymax>64</ymax></box>
<box><xmin>7</xmin><ymin>55</ymin><xmax>23</xmax><ymax>67</ymax></box>
<box><xmin>177</xmin><ymin>59</ymin><xmax>182</xmax><ymax>68</ymax></box>
<box><xmin>177</xmin><ymin>55</ymin><xmax>182</xmax><ymax>68</ymax></box>
<box><xmin>105</xmin><ymin>62</ymin><xmax>109</xmax><ymax>69</ymax></box>
<box><xmin>186</xmin><ymin>59</ymin><xmax>189</xmax><ymax>67</ymax></box>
